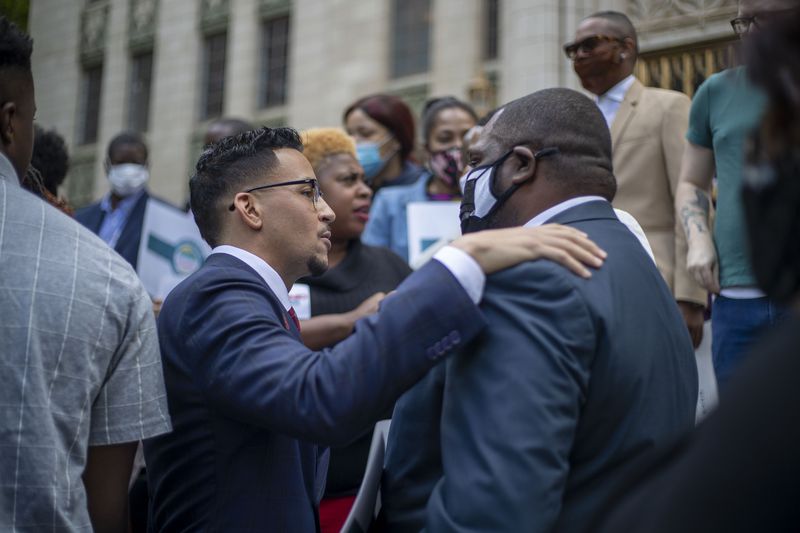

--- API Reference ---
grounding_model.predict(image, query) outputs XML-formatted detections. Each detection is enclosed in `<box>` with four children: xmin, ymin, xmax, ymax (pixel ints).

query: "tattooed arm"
<box><xmin>675</xmin><ymin>141</ymin><xmax>719</xmax><ymax>293</ymax></box>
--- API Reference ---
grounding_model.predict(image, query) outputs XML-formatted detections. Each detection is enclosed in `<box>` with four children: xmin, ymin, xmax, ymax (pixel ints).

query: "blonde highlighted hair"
<box><xmin>301</xmin><ymin>127</ymin><xmax>357</xmax><ymax>171</ymax></box>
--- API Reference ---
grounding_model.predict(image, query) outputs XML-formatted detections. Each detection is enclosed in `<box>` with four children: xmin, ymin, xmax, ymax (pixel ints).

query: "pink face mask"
<box><xmin>429</xmin><ymin>147</ymin><xmax>465</xmax><ymax>187</ymax></box>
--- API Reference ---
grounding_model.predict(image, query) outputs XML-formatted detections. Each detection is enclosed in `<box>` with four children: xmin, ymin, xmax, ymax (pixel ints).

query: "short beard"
<box><xmin>307</xmin><ymin>255</ymin><xmax>329</xmax><ymax>277</ymax></box>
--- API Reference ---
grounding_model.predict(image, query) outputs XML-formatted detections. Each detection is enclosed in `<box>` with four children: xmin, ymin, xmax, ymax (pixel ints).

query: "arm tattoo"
<box><xmin>680</xmin><ymin>188</ymin><xmax>711</xmax><ymax>236</ymax></box>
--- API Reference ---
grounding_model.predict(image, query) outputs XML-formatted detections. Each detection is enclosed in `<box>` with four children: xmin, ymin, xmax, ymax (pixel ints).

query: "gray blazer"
<box><xmin>382</xmin><ymin>200</ymin><xmax>698</xmax><ymax>533</ymax></box>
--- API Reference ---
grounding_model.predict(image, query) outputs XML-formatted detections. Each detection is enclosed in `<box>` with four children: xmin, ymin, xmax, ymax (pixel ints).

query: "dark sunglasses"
<box><xmin>563</xmin><ymin>34</ymin><xmax>624</xmax><ymax>60</ymax></box>
<box><xmin>228</xmin><ymin>178</ymin><xmax>322</xmax><ymax>211</ymax></box>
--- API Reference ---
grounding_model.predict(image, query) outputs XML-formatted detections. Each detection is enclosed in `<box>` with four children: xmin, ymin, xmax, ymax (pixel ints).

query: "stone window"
<box><xmin>484</xmin><ymin>0</ymin><xmax>499</xmax><ymax>60</ymax></box>
<box><xmin>128</xmin><ymin>51</ymin><xmax>153</xmax><ymax>132</ymax></box>
<box><xmin>636</xmin><ymin>38</ymin><xmax>738</xmax><ymax>98</ymax></box>
<box><xmin>78</xmin><ymin>65</ymin><xmax>103</xmax><ymax>145</ymax></box>
<box><xmin>260</xmin><ymin>15</ymin><xmax>290</xmax><ymax>108</ymax></box>
<box><xmin>390</xmin><ymin>0</ymin><xmax>431</xmax><ymax>78</ymax></box>
<box><xmin>201</xmin><ymin>32</ymin><xmax>227</xmax><ymax>120</ymax></box>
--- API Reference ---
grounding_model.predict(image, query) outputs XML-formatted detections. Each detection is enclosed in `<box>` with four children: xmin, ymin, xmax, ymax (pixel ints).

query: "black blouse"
<box><xmin>299</xmin><ymin>239</ymin><xmax>411</xmax><ymax>497</ymax></box>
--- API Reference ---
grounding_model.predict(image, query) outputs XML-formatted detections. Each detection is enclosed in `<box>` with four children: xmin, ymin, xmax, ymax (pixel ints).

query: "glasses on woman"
<box><xmin>563</xmin><ymin>34</ymin><xmax>624</xmax><ymax>60</ymax></box>
<box><xmin>228</xmin><ymin>178</ymin><xmax>323</xmax><ymax>211</ymax></box>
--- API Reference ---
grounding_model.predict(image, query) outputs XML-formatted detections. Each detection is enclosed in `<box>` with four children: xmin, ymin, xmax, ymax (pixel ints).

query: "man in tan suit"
<box><xmin>565</xmin><ymin>10</ymin><xmax>707</xmax><ymax>347</ymax></box>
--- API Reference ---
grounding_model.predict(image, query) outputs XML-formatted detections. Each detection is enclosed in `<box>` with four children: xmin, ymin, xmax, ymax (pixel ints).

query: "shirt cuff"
<box><xmin>433</xmin><ymin>246</ymin><xmax>486</xmax><ymax>304</ymax></box>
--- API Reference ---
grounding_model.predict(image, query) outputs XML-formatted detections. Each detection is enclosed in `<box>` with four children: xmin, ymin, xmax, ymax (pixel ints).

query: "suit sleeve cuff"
<box><xmin>433</xmin><ymin>246</ymin><xmax>485</xmax><ymax>304</ymax></box>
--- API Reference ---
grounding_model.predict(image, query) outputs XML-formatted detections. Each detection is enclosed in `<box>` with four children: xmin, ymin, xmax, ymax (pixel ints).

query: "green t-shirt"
<box><xmin>686</xmin><ymin>67</ymin><xmax>766</xmax><ymax>288</ymax></box>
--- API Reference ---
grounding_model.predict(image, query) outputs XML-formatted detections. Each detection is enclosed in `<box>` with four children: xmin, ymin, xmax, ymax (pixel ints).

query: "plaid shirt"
<box><xmin>0</xmin><ymin>154</ymin><xmax>171</xmax><ymax>531</ymax></box>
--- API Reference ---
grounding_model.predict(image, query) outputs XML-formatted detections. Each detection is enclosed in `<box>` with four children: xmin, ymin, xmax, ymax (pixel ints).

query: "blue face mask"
<box><xmin>356</xmin><ymin>136</ymin><xmax>392</xmax><ymax>182</ymax></box>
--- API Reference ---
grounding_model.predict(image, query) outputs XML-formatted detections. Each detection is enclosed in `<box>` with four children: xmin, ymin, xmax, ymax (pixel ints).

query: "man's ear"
<box><xmin>0</xmin><ymin>101</ymin><xmax>16</xmax><ymax>145</ymax></box>
<box><xmin>232</xmin><ymin>192</ymin><xmax>264</xmax><ymax>231</ymax></box>
<box><xmin>508</xmin><ymin>145</ymin><xmax>536</xmax><ymax>185</ymax></box>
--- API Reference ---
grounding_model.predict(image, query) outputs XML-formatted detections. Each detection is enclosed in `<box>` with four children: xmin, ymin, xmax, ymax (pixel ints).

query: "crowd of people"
<box><xmin>1</xmin><ymin>0</ymin><xmax>798</xmax><ymax>531</ymax></box>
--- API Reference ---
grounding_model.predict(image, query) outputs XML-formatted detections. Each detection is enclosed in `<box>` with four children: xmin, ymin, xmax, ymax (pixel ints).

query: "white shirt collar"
<box><xmin>598</xmin><ymin>74</ymin><xmax>636</xmax><ymax>104</ymax></box>
<box><xmin>524</xmin><ymin>196</ymin><xmax>608</xmax><ymax>228</ymax></box>
<box><xmin>595</xmin><ymin>75</ymin><xmax>636</xmax><ymax>128</ymax></box>
<box><xmin>210</xmin><ymin>245</ymin><xmax>291</xmax><ymax>310</ymax></box>
<box><xmin>0</xmin><ymin>152</ymin><xmax>20</xmax><ymax>186</ymax></box>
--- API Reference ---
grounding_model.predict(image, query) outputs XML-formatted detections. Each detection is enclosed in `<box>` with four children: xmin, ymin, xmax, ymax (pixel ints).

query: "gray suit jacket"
<box><xmin>382</xmin><ymin>200</ymin><xmax>698</xmax><ymax>533</ymax></box>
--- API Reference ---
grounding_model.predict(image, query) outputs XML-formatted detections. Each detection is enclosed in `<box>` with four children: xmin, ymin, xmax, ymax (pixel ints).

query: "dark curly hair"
<box><xmin>31</xmin><ymin>126</ymin><xmax>69</xmax><ymax>196</ymax></box>
<box><xmin>190</xmin><ymin>126</ymin><xmax>303</xmax><ymax>247</ymax></box>
<box><xmin>0</xmin><ymin>16</ymin><xmax>33</xmax><ymax>74</ymax></box>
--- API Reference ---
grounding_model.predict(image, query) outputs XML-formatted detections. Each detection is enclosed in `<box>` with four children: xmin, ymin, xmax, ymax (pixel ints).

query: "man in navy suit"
<box><xmin>75</xmin><ymin>131</ymin><xmax>154</xmax><ymax>270</ymax></box>
<box><xmin>381</xmin><ymin>89</ymin><xmax>698</xmax><ymax>532</ymax></box>
<box><xmin>142</xmin><ymin>126</ymin><xmax>605</xmax><ymax>532</ymax></box>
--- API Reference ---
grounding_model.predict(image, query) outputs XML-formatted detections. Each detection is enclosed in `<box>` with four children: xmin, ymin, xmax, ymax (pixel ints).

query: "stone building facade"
<box><xmin>28</xmin><ymin>0</ymin><xmax>738</xmax><ymax>207</ymax></box>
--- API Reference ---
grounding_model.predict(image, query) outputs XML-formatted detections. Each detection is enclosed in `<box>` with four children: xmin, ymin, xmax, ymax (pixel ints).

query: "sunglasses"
<box><xmin>563</xmin><ymin>34</ymin><xmax>624</xmax><ymax>60</ymax></box>
<box><xmin>228</xmin><ymin>178</ymin><xmax>323</xmax><ymax>211</ymax></box>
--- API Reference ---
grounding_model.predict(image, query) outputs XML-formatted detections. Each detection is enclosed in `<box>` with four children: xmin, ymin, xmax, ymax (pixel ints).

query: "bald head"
<box><xmin>490</xmin><ymin>88</ymin><xmax>616</xmax><ymax>201</ymax></box>
<box><xmin>584</xmin><ymin>11</ymin><xmax>638</xmax><ymax>55</ymax></box>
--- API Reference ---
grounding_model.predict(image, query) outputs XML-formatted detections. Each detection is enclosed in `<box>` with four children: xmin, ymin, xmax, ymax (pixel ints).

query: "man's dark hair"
<box><xmin>31</xmin><ymin>126</ymin><xmax>69</xmax><ymax>196</ymax></box>
<box><xmin>491</xmin><ymin>88</ymin><xmax>616</xmax><ymax>201</ymax></box>
<box><xmin>421</xmin><ymin>96</ymin><xmax>478</xmax><ymax>144</ymax></box>
<box><xmin>0</xmin><ymin>16</ymin><xmax>33</xmax><ymax>75</ymax></box>
<box><xmin>587</xmin><ymin>10</ymin><xmax>639</xmax><ymax>54</ymax></box>
<box><xmin>107</xmin><ymin>131</ymin><xmax>149</xmax><ymax>161</ymax></box>
<box><xmin>190</xmin><ymin>126</ymin><xmax>303</xmax><ymax>247</ymax></box>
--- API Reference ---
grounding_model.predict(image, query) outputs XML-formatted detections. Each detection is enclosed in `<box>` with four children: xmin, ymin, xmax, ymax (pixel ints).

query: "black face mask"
<box><xmin>459</xmin><ymin>147</ymin><xmax>559</xmax><ymax>234</ymax></box>
<box><xmin>742</xmin><ymin>138</ymin><xmax>800</xmax><ymax>305</ymax></box>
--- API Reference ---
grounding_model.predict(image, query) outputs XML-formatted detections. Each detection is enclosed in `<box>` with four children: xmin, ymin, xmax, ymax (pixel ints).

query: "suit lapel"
<box><xmin>610</xmin><ymin>79</ymin><xmax>643</xmax><ymax>147</ymax></box>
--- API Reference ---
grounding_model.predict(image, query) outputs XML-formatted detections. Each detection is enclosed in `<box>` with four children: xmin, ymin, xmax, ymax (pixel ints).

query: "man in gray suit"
<box><xmin>381</xmin><ymin>88</ymin><xmax>698</xmax><ymax>532</ymax></box>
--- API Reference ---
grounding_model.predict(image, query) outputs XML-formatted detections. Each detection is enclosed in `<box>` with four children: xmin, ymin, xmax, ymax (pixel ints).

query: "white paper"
<box><xmin>137</xmin><ymin>200</ymin><xmax>211</xmax><ymax>300</ymax></box>
<box><xmin>288</xmin><ymin>283</ymin><xmax>312</xmax><ymax>320</ymax></box>
<box><xmin>406</xmin><ymin>202</ymin><xmax>462</xmax><ymax>269</ymax></box>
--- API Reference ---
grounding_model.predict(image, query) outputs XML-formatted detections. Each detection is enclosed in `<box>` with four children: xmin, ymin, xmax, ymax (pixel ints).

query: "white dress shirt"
<box><xmin>595</xmin><ymin>74</ymin><xmax>636</xmax><ymax>128</ymax></box>
<box><xmin>524</xmin><ymin>195</ymin><xmax>656</xmax><ymax>262</ymax></box>
<box><xmin>211</xmin><ymin>243</ymin><xmax>486</xmax><ymax>308</ymax></box>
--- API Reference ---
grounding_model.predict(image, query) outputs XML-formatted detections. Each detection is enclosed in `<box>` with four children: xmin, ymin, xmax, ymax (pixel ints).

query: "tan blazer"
<box><xmin>610</xmin><ymin>79</ymin><xmax>706</xmax><ymax>306</ymax></box>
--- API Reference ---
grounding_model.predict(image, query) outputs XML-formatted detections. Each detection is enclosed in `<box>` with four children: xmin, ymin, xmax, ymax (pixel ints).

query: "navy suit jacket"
<box><xmin>75</xmin><ymin>190</ymin><xmax>150</xmax><ymax>270</ymax></box>
<box><xmin>382</xmin><ymin>200</ymin><xmax>698</xmax><ymax>533</ymax></box>
<box><xmin>143</xmin><ymin>253</ymin><xmax>486</xmax><ymax>532</ymax></box>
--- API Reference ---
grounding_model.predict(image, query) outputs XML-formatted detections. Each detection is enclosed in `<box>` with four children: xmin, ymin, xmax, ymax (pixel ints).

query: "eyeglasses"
<box><xmin>731</xmin><ymin>8</ymin><xmax>800</xmax><ymax>35</ymax></box>
<box><xmin>563</xmin><ymin>35</ymin><xmax>623</xmax><ymax>60</ymax></box>
<box><xmin>228</xmin><ymin>178</ymin><xmax>323</xmax><ymax>211</ymax></box>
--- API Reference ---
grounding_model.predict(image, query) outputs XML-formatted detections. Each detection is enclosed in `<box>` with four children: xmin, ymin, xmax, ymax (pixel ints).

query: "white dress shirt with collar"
<box><xmin>524</xmin><ymin>195</ymin><xmax>655</xmax><ymax>261</ymax></box>
<box><xmin>210</xmin><ymin>243</ymin><xmax>486</xmax><ymax>308</ymax></box>
<box><xmin>595</xmin><ymin>74</ymin><xmax>636</xmax><ymax>128</ymax></box>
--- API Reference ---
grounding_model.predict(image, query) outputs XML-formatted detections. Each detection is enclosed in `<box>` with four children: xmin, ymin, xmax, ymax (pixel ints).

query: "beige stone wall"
<box><xmin>29</xmin><ymin>0</ymin><xmax>737</xmax><ymax>207</ymax></box>
<box><xmin>147</xmin><ymin>0</ymin><xmax>202</xmax><ymax>203</ymax></box>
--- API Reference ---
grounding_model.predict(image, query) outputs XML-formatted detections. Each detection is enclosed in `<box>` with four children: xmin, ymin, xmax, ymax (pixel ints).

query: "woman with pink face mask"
<box><xmin>362</xmin><ymin>97</ymin><xmax>478</xmax><ymax>263</ymax></box>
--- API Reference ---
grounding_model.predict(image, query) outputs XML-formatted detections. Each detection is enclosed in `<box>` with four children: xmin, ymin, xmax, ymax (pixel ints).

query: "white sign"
<box><xmin>406</xmin><ymin>202</ymin><xmax>462</xmax><ymax>269</ymax></box>
<box><xmin>288</xmin><ymin>283</ymin><xmax>312</xmax><ymax>320</ymax></box>
<box><xmin>137</xmin><ymin>200</ymin><xmax>211</xmax><ymax>300</ymax></box>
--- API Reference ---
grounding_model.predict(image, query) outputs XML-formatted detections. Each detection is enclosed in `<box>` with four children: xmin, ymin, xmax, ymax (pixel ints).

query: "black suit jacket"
<box><xmin>75</xmin><ymin>191</ymin><xmax>150</xmax><ymax>270</ymax></box>
<box><xmin>143</xmin><ymin>253</ymin><xmax>486</xmax><ymax>532</ymax></box>
<box><xmin>383</xmin><ymin>200</ymin><xmax>699</xmax><ymax>532</ymax></box>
